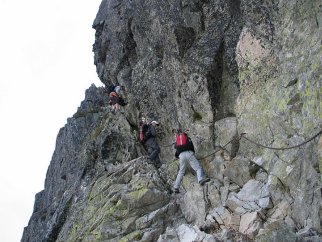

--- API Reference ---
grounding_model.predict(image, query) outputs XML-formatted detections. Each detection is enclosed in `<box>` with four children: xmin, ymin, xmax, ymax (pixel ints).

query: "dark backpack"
<box><xmin>119</xmin><ymin>97</ymin><xmax>127</xmax><ymax>106</ymax></box>
<box><xmin>106</xmin><ymin>85</ymin><xmax>116</xmax><ymax>95</ymax></box>
<box><xmin>175</xmin><ymin>129</ymin><xmax>188</xmax><ymax>147</ymax></box>
<box><xmin>139</xmin><ymin>123</ymin><xmax>149</xmax><ymax>143</ymax></box>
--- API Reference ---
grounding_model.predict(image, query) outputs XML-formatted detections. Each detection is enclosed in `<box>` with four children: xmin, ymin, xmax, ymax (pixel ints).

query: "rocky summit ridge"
<box><xmin>22</xmin><ymin>0</ymin><xmax>322</xmax><ymax>241</ymax></box>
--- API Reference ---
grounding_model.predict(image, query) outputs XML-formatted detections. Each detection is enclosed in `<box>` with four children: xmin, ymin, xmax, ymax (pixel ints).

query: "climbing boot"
<box><xmin>199</xmin><ymin>178</ymin><xmax>210</xmax><ymax>186</ymax></box>
<box><xmin>172</xmin><ymin>187</ymin><xmax>179</xmax><ymax>193</ymax></box>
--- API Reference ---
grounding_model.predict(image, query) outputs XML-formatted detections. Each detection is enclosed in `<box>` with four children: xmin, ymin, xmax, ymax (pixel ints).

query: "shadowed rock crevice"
<box><xmin>206</xmin><ymin>41</ymin><xmax>225</xmax><ymax>121</ymax></box>
<box><xmin>45</xmin><ymin>197</ymin><xmax>73</xmax><ymax>242</ymax></box>
<box><xmin>174</xmin><ymin>26</ymin><xmax>196</xmax><ymax>58</ymax></box>
<box><xmin>154</xmin><ymin>44</ymin><xmax>164</xmax><ymax>63</ymax></box>
<box><xmin>101</xmin><ymin>132</ymin><xmax>119</xmax><ymax>162</ymax></box>
<box><xmin>230</xmin><ymin>0</ymin><xmax>241</xmax><ymax>12</ymax></box>
<box><xmin>114</xmin><ymin>19</ymin><xmax>138</xmax><ymax>85</ymax></box>
<box><xmin>124</xmin><ymin>19</ymin><xmax>138</xmax><ymax>66</ymax></box>
<box><xmin>204</xmin><ymin>2</ymin><xmax>242</xmax><ymax>123</ymax></box>
<box><xmin>22</xmin><ymin>0</ymin><xmax>322</xmax><ymax>241</ymax></box>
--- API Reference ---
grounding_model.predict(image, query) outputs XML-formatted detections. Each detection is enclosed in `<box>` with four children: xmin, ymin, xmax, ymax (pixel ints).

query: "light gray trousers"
<box><xmin>174</xmin><ymin>151</ymin><xmax>205</xmax><ymax>189</ymax></box>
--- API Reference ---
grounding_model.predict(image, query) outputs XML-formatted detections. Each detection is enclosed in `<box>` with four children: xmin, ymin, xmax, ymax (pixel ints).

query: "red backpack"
<box><xmin>109</xmin><ymin>91</ymin><xmax>118</xmax><ymax>98</ymax></box>
<box><xmin>139</xmin><ymin>123</ymin><xmax>149</xmax><ymax>143</ymax></box>
<box><xmin>175</xmin><ymin>129</ymin><xmax>188</xmax><ymax>146</ymax></box>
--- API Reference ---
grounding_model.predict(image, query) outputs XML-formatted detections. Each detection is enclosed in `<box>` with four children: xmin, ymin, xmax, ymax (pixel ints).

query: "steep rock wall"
<box><xmin>22</xmin><ymin>0</ymin><xmax>321</xmax><ymax>241</ymax></box>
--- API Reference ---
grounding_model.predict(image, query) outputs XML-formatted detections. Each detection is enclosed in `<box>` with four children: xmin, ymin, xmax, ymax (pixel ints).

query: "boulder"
<box><xmin>214</xmin><ymin>117</ymin><xmax>239</xmax><ymax>157</ymax></box>
<box><xmin>223</xmin><ymin>156</ymin><xmax>260</xmax><ymax>187</ymax></box>
<box><xmin>226</xmin><ymin>179</ymin><xmax>271</xmax><ymax>214</ymax></box>
<box><xmin>239</xmin><ymin>212</ymin><xmax>262</xmax><ymax>239</ymax></box>
<box><xmin>180</xmin><ymin>182</ymin><xmax>208</xmax><ymax>227</ymax></box>
<box><xmin>256</xmin><ymin>221</ymin><xmax>298</xmax><ymax>242</ymax></box>
<box><xmin>22</xmin><ymin>0</ymin><xmax>322</xmax><ymax>241</ymax></box>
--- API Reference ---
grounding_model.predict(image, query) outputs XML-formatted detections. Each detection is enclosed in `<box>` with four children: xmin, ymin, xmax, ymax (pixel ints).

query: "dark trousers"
<box><xmin>147</xmin><ymin>146</ymin><xmax>161</xmax><ymax>168</ymax></box>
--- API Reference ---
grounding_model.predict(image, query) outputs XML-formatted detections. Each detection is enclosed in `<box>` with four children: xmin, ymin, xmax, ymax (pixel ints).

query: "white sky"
<box><xmin>0</xmin><ymin>0</ymin><xmax>103</xmax><ymax>241</ymax></box>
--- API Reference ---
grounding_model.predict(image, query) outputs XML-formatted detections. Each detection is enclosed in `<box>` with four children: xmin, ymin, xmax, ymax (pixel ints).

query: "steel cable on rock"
<box><xmin>160</xmin><ymin>128</ymin><xmax>322</xmax><ymax>162</ymax></box>
<box><xmin>159</xmin><ymin>142</ymin><xmax>175</xmax><ymax>148</ymax></box>
<box><xmin>240</xmin><ymin>129</ymin><xmax>322</xmax><ymax>151</ymax></box>
<box><xmin>197</xmin><ymin>128</ymin><xmax>322</xmax><ymax>161</ymax></box>
<box><xmin>198</xmin><ymin>136</ymin><xmax>240</xmax><ymax>160</ymax></box>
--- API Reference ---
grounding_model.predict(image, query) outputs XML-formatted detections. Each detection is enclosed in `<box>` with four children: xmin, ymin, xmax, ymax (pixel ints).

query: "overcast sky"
<box><xmin>0</xmin><ymin>0</ymin><xmax>102</xmax><ymax>241</ymax></box>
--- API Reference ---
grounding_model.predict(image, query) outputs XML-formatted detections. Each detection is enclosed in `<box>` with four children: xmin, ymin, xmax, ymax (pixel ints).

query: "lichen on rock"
<box><xmin>22</xmin><ymin>0</ymin><xmax>322</xmax><ymax>241</ymax></box>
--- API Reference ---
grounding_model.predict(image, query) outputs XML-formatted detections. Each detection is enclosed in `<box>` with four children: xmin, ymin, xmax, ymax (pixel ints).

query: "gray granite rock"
<box><xmin>22</xmin><ymin>0</ymin><xmax>322</xmax><ymax>241</ymax></box>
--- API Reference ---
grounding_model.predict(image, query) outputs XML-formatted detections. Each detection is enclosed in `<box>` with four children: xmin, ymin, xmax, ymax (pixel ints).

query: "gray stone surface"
<box><xmin>22</xmin><ymin>0</ymin><xmax>322</xmax><ymax>241</ymax></box>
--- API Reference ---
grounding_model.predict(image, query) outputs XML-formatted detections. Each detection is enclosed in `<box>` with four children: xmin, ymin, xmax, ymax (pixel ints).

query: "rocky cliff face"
<box><xmin>22</xmin><ymin>0</ymin><xmax>322</xmax><ymax>241</ymax></box>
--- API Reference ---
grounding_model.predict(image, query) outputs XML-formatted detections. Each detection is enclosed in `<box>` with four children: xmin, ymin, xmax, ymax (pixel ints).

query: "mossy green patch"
<box><xmin>182</xmin><ymin>173</ymin><xmax>195</xmax><ymax>190</ymax></box>
<box><xmin>90</xmin><ymin>122</ymin><xmax>105</xmax><ymax>140</ymax></box>
<box><xmin>105</xmin><ymin>199</ymin><xmax>129</xmax><ymax>219</ymax></box>
<box><xmin>287</xmin><ymin>93</ymin><xmax>301</xmax><ymax>106</ymax></box>
<box><xmin>192</xmin><ymin>110</ymin><xmax>202</xmax><ymax>122</ymax></box>
<box><xmin>67</xmin><ymin>224</ymin><xmax>82</xmax><ymax>241</ymax></box>
<box><xmin>122</xmin><ymin>216</ymin><xmax>137</xmax><ymax>233</ymax></box>
<box><xmin>271</xmin><ymin>161</ymin><xmax>288</xmax><ymax>185</ymax></box>
<box><xmin>129</xmin><ymin>187</ymin><xmax>148</xmax><ymax>200</ymax></box>
<box><xmin>67</xmin><ymin>202</ymin><xmax>104</xmax><ymax>241</ymax></box>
